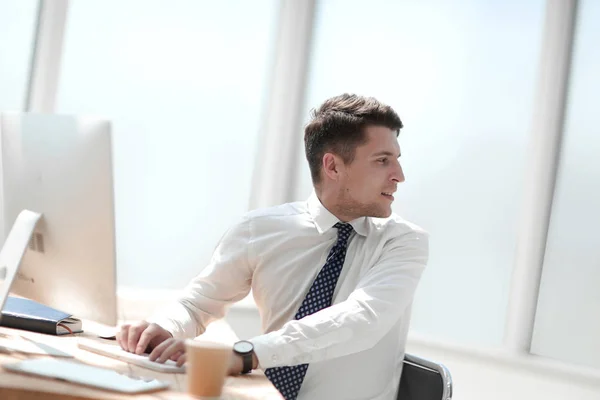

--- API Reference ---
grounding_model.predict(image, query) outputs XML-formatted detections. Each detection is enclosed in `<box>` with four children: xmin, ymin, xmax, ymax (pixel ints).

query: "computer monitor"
<box><xmin>0</xmin><ymin>112</ymin><xmax>117</xmax><ymax>326</ymax></box>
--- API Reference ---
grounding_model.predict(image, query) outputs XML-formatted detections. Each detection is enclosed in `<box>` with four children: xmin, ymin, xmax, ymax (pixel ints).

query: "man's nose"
<box><xmin>391</xmin><ymin>161</ymin><xmax>405</xmax><ymax>183</ymax></box>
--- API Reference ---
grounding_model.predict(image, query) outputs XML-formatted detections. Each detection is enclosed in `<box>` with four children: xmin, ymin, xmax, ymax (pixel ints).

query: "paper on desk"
<box><xmin>0</xmin><ymin>334</ymin><xmax>73</xmax><ymax>357</ymax></box>
<box><xmin>4</xmin><ymin>358</ymin><xmax>170</xmax><ymax>393</ymax></box>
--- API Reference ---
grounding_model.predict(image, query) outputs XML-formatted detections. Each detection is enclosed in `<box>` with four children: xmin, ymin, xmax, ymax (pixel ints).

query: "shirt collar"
<box><xmin>307</xmin><ymin>191</ymin><xmax>369</xmax><ymax>237</ymax></box>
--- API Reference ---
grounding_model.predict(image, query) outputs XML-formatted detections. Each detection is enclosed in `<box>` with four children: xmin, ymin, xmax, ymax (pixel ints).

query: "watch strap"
<box><xmin>241</xmin><ymin>352</ymin><xmax>253</xmax><ymax>374</ymax></box>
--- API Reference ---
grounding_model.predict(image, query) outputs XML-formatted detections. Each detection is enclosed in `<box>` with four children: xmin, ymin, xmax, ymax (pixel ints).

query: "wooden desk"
<box><xmin>0</xmin><ymin>321</ymin><xmax>282</xmax><ymax>400</ymax></box>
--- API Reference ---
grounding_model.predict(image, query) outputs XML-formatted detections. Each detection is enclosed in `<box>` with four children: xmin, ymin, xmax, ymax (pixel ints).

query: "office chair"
<box><xmin>397</xmin><ymin>353</ymin><xmax>453</xmax><ymax>400</ymax></box>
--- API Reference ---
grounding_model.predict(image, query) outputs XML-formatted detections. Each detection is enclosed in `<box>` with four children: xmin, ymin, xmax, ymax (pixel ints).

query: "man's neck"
<box><xmin>314</xmin><ymin>189</ymin><xmax>353</xmax><ymax>222</ymax></box>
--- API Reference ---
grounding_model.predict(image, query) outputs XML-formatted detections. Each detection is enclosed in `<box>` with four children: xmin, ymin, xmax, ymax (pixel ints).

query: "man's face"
<box><xmin>335</xmin><ymin>125</ymin><xmax>404</xmax><ymax>219</ymax></box>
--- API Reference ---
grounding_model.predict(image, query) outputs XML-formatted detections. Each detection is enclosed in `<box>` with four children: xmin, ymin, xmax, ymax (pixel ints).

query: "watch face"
<box><xmin>235</xmin><ymin>341</ymin><xmax>253</xmax><ymax>353</ymax></box>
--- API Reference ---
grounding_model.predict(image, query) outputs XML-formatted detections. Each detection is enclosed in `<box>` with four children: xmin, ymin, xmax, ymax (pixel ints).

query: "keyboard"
<box><xmin>78</xmin><ymin>340</ymin><xmax>186</xmax><ymax>374</ymax></box>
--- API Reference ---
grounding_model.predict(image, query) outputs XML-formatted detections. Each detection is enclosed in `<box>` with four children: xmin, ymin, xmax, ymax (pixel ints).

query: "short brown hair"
<box><xmin>304</xmin><ymin>93</ymin><xmax>403</xmax><ymax>184</ymax></box>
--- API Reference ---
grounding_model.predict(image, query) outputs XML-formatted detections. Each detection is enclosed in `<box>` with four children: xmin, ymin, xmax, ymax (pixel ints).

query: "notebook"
<box><xmin>0</xmin><ymin>296</ymin><xmax>82</xmax><ymax>335</ymax></box>
<box><xmin>4</xmin><ymin>358</ymin><xmax>170</xmax><ymax>393</ymax></box>
<box><xmin>78</xmin><ymin>340</ymin><xmax>186</xmax><ymax>373</ymax></box>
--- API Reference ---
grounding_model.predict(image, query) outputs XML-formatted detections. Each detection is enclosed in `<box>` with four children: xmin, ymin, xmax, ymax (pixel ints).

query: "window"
<box><xmin>0</xmin><ymin>0</ymin><xmax>38</xmax><ymax>110</ymax></box>
<box><xmin>57</xmin><ymin>0</ymin><xmax>277</xmax><ymax>288</ymax></box>
<box><xmin>297</xmin><ymin>0</ymin><xmax>545</xmax><ymax>345</ymax></box>
<box><xmin>531</xmin><ymin>0</ymin><xmax>600</xmax><ymax>369</ymax></box>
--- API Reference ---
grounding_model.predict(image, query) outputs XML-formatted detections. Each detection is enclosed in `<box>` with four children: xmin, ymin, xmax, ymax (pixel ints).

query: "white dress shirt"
<box><xmin>150</xmin><ymin>192</ymin><xmax>428</xmax><ymax>400</ymax></box>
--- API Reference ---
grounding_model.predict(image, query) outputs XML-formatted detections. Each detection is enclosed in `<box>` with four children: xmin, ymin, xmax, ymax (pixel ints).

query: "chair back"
<box><xmin>397</xmin><ymin>353</ymin><xmax>453</xmax><ymax>400</ymax></box>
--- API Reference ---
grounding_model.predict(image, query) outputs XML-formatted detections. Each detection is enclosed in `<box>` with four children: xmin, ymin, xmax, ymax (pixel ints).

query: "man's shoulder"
<box><xmin>244</xmin><ymin>200</ymin><xmax>308</xmax><ymax>221</ymax></box>
<box><xmin>369</xmin><ymin>213</ymin><xmax>428</xmax><ymax>238</ymax></box>
<box><xmin>368</xmin><ymin>214</ymin><xmax>429</xmax><ymax>259</ymax></box>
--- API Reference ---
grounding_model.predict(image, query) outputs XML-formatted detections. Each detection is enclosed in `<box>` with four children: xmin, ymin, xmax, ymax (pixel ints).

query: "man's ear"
<box><xmin>322</xmin><ymin>153</ymin><xmax>341</xmax><ymax>181</ymax></box>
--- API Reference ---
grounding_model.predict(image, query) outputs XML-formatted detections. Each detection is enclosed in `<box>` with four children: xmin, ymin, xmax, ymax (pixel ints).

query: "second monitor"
<box><xmin>0</xmin><ymin>112</ymin><xmax>117</xmax><ymax>326</ymax></box>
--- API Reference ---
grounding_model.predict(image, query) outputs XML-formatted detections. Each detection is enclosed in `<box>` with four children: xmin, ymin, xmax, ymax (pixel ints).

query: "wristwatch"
<box><xmin>233</xmin><ymin>340</ymin><xmax>254</xmax><ymax>374</ymax></box>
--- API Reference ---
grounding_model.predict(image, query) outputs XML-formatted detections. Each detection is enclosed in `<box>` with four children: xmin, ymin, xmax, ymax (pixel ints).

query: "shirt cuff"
<box><xmin>249</xmin><ymin>332</ymin><xmax>290</xmax><ymax>369</ymax></box>
<box><xmin>147</xmin><ymin>303</ymin><xmax>197</xmax><ymax>340</ymax></box>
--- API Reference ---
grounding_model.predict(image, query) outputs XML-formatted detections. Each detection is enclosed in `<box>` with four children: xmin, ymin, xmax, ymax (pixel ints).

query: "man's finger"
<box><xmin>127</xmin><ymin>325</ymin><xmax>145</xmax><ymax>353</ymax></box>
<box><xmin>135</xmin><ymin>327</ymin><xmax>157</xmax><ymax>355</ymax></box>
<box><xmin>157</xmin><ymin>341</ymin><xmax>185</xmax><ymax>364</ymax></box>
<box><xmin>170</xmin><ymin>350</ymin><xmax>182</xmax><ymax>361</ymax></box>
<box><xmin>149</xmin><ymin>338</ymin><xmax>173</xmax><ymax>362</ymax></box>
<box><xmin>176</xmin><ymin>353</ymin><xmax>187</xmax><ymax>367</ymax></box>
<box><xmin>117</xmin><ymin>325</ymin><xmax>130</xmax><ymax>351</ymax></box>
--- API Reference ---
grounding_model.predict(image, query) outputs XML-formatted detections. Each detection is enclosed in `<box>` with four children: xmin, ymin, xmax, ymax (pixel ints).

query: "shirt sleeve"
<box><xmin>250</xmin><ymin>228</ymin><xmax>428</xmax><ymax>368</ymax></box>
<box><xmin>147</xmin><ymin>216</ymin><xmax>254</xmax><ymax>339</ymax></box>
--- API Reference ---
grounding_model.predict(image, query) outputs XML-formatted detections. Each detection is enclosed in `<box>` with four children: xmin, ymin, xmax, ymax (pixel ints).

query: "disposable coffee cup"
<box><xmin>185</xmin><ymin>339</ymin><xmax>232</xmax><ymax>398</ymax></box>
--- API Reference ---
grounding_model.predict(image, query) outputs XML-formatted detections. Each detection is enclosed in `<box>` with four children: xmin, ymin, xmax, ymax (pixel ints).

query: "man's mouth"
<box><xmin>381</xmin><ymin>192</ymin><xmax>395</xmax><ymax>200</ymax></box>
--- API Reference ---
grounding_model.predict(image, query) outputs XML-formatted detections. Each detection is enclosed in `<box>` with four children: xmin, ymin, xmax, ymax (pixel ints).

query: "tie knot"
<box><xmin>334</xmin><ymin>222</ymin><xmax>354</xmax><ymax>246</ymax></box>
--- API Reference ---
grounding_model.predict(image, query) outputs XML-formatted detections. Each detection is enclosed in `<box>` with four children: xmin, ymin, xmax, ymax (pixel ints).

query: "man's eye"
<box><xmin>377</xmin><ymin>158</ymin><xmax>388</xmax><ymax>164</ymax></box>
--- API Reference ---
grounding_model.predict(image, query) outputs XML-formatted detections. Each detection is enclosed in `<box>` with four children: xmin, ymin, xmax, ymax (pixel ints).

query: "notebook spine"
<box><xmin>0</xmin><ymin>313</ymin><xmax>57</xmax><ymax>335</ymax></box>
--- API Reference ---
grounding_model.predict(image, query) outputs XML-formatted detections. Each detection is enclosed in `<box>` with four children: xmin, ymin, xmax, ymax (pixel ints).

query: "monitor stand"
<box><xmin>0</xmin><ymin>210</ymin><xmax>43</xmax><ymax>310</ymax></box>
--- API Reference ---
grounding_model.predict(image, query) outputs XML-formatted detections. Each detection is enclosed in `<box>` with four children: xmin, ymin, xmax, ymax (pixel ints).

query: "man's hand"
<box><xmin>148</xmin><ymin>338</ymin><xmax>187</xmax><ymax>367</ymax></box>
<box><xmin>147</xmin><ymin>338</ymin><xmax>232</xmax><ymax>370</ymax></box>
<box><xmin>141</xmin><ymin>337</ymin><xmax>260</xmax><ymax>373</ymax></box>
<box><xmin>116</xmin><ymin>321</ymin><xmax>173</xmax><ymax>355</ymax></box>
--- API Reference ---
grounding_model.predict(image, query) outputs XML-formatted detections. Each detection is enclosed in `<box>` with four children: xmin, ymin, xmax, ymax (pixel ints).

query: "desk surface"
<box><xmin>0</xmin><ymin>320</ymin><xmax>282</xmax><ymax>400</ymax></box>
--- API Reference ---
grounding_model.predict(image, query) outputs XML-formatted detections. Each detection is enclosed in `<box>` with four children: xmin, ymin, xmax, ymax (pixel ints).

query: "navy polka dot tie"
<box><xmin>265</xmin><ymin>222</ymin><xmax>354</xmax><ymax>400</ymax></box>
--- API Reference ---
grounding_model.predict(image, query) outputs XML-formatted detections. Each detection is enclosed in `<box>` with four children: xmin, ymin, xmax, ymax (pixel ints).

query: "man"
<box><xmin>117</xmin><ymin>93</ymin><xmax>429</xmax><ymax>400</ymax></box>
